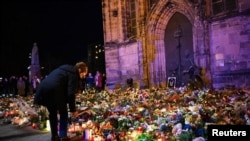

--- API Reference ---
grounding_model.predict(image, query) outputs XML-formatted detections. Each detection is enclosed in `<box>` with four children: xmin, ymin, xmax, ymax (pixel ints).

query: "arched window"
<box><xmin>126</xmin><ymin>0</ymin><xmax>137</xmax><ymax>39</ymax></box>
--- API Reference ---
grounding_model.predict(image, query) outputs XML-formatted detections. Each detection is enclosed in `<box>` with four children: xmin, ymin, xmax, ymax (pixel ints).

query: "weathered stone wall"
<box><xmin>104</xmin><ymin>45</ymin><xmax>120</xmax><ymax>86</ymax></box>
<box><xmin>102</xmin><ymin>0</ymin><xmax>250</xmax><ymax>89</ymax></box>
<box><xmin>104</xmin><ymin>42</ymin><xmax>143</xmax><ymax>88</ymax></box>
<box><xmin>102</xmin><ymin>0</ymin><xmax>126</xmax><ymax>43</ymax></box>
<box><xmin>210</xmin><ymin>15</ymin><xmax>250</xmax><ymax>88</ymax></box>
<box><xmin>119</xmin><ymin>42</ymin><xmax>142</xmax><ymax>86</ymax></box>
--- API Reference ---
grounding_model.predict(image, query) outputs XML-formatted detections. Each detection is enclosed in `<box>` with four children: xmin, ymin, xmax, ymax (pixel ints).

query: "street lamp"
<box><xmin>174</xmin><ymin>25</ymin><xmax>182</xmax><ymax>87</ymax></box>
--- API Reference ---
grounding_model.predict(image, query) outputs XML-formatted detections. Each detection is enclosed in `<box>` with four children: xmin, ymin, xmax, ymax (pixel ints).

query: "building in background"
<box><xmin>87</xmin><ymin>42</ymin><xmax>106</xmax><ymax>75</ymax></box>
<box><xmin>102</xmin><ymin>0</ymin><xmax>250</xmax><ymax>89</ymax></box>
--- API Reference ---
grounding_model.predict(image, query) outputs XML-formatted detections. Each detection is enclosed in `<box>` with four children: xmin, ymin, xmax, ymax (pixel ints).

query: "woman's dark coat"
<box><xmin>34</xmin><ymin>65</ymin><xmax>79</xmax><ymax>112</ymax></box>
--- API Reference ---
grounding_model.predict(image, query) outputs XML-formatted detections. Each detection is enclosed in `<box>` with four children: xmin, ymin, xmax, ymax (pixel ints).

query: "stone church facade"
<box><xmin>102</xmin><ymin>0</ymin><xmax>250</xmax><ymax>89</ymax></box>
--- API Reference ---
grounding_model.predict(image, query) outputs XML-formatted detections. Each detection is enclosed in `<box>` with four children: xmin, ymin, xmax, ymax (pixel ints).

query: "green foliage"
<box><xmin>135</xmin><ymin>133</ymin><xmax>154</xmax><ymax>141</ymax></box>
<box><xmin>177</xmin><ymin>131</ymin><xmax>192</xmax><ymax>141</ymax></box>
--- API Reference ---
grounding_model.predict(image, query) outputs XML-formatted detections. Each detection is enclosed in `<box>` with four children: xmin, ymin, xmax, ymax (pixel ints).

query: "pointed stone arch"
<box><xmin>143</xmin><ymin>0</ymin><xmax>199</xmax><ymax>87</ymax></box>
<box><xmin>165</xmin><ymin>12</ymin><xmax>194</xmax><ymax>86</ymax></box>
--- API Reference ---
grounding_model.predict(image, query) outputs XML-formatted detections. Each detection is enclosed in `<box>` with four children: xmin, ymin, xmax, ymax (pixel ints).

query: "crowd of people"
<box><xmin>0</xmin><ymin>75</ymin><xmax>41</xmax><ymax>97</ymax></box>
<box><xmin>0</xmin><ymin>70</ymin><xmax>106</xmax><ymax>98</ymax></box>
<box><xmin>82</xmin><ymin>70</ymin><xmax>106</xmax><ymax>92</ymax></box>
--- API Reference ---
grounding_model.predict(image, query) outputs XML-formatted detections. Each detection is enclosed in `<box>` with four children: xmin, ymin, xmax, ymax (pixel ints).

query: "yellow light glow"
<box><xmin>45</xmin><ymin>120</ymin><xmax>51</xmax><ymax>131</ymax></box>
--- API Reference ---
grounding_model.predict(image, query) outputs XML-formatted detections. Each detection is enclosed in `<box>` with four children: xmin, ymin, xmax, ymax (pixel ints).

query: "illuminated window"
<box><xmin>212</xmin><ymin>0</ymin><xmax>237</xmax><ymax>16</ymax></box>
<box><xmin>127</xmin><ymin>0</ymin><xmax>137</xmax><ymax>38</ymax></box>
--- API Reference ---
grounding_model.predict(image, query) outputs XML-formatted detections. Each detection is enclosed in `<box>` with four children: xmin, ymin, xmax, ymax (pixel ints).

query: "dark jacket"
<box><xmin>86</xmin><ymin>76</ymin><xmax>95</xmax><ymax>88</ymax></box>
<box><xmin>34</xmin><ymin>65</ymin><xmax>79</xmax><ymax>112</ymax></box>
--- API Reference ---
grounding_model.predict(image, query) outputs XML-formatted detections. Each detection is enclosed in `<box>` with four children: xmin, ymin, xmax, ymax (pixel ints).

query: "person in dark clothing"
<box><xmin>23</xmin><ymin>75</ymin><xmax>30</xmax><ymax>96</ymax></box>
<box><xmin>9</xmin><ymin>76</ymin><xmax>18</xmax><ymax>96</ymax></box>
<box><xmin>2</xmin><ymin>77</ymin><xmax>10</xmax><ymax>96</ymax></box>
<box><xmin>33</xmin><ymin>62</ymin><xmax>88</xmax><ymax>141</ymax></box>
<box><xmin>126</xmin><ymin>77</ymin><xmax>133</xmax><ymax>89</ymax></box>
<box><xmin>0</xmin><ymin>78</ymin><xmax>4</xmax><ymax>96</ymax></box>
<box><xmin>86</xmin><ymin>72</ymin><xmax>95</xmax><ymax>90</ymax></box>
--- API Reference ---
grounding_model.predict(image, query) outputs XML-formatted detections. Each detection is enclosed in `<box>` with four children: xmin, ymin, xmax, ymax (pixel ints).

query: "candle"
<box><xmin>84</xmin><ymin>129</ymin><xmax>93</xmax><ymax>140</ymax></box>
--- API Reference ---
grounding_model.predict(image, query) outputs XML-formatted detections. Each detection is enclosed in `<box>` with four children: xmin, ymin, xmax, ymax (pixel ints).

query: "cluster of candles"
<box><xmin>66</xmin><ymin>120</ymin><xmax>166</xmax><ymax>141</ymax></box>
<box><xmin>67</xmin><ymin>121</ymin><xmax>103</xmax><ymax>141</ymax></box>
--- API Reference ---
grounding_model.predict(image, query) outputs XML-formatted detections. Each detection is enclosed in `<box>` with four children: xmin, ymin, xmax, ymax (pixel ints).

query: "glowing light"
<box><xmin>45</xmin><ymin>120</ymin><xmax>51</xmax><ymax>131</ymax></box>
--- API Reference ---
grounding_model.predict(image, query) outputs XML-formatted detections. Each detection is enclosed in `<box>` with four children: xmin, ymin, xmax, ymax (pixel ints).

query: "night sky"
<box><xmin>0</xmin><ymin>0</ymin><xmax>103</xmax><ymax>77</ymax></box>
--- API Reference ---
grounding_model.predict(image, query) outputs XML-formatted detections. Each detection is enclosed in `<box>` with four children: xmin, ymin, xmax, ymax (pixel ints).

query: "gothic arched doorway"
<box><xmin>165</xmin><ymin>12</ymin><xmax>194</xmax><ymax>86</ymax></box>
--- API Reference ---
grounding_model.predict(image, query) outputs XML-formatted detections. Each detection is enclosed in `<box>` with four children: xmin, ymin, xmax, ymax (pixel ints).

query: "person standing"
<box><xmin>2</xmin><ymin>77</ymin><xmax>10</xmax><ymax>96</ymax></box>
<box><xmin>0</xmin><ymin>78</ymin><xmax>3</xmax><ymax>96</ymax></box>
<box><xmin>95</xmin><ymin>71</ymin><xmax>102</xmax><ymax>92</ymax></box>
<box><xmin>33</xmin><ymin>61</ymin><xmax>88</xmax><ymax>141</ymax></box>
<box><xmin>9</xmin><ymin>75</ymin><xmax>18</xmax><ymax>96</ymax></box>
<box><xmin>17</xmin><ymin>76</ymin><xmax>25</xmax><ymax>96</ymax></box>
<box><xmin>32</xmin><ymin>75</ymin><xmax>40</xmax><ymax>94</ymax></box>
<box><xmin>86</xmin><ymin>72</ymin><xmax>95</xmax><ymax>90</ymax></box>
<box><xmin>23</xmin><ymin>75</ymin><xmax>30</xmax><ymax>96</ymax></box>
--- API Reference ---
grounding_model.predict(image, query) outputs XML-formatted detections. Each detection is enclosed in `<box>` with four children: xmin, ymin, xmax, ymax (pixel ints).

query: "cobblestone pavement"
<box><xmin>0</xmin><ymin>120</ymin><xmax>85</xmax><ymax>141</ymax></box>
<box><xmin>0</xmin><ymin>122</ymin><xmax>51</xmax><ymax>141</ymax></box>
